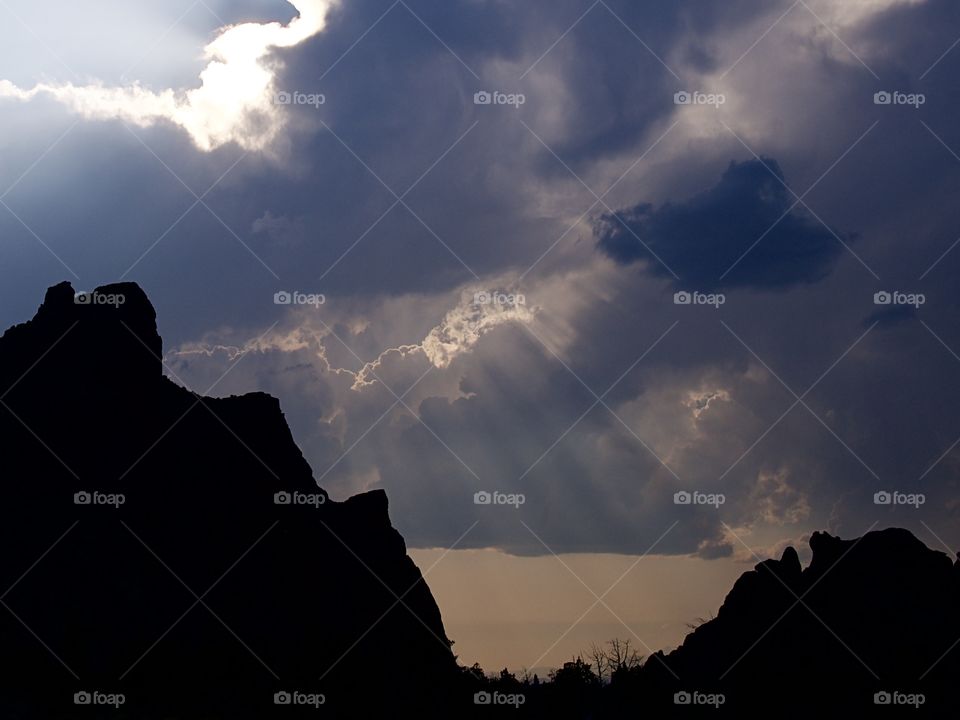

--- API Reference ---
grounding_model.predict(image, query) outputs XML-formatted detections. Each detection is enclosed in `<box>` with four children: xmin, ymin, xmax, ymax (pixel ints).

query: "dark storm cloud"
<box><xmin>285</xmin><ymin>0</ymin><xmax>684</xmax><ymax>172</ymax></box>
<box><xmin>6</xmin><ymin>0</ymin><xmax>960</xmax><ymax>561</ymax></box>
<box><xmin>162</xmin><ymin>0</ymin><xmax>960</xmax><ymax>560</ymax></box>
<box><xmin>0</xmin><ymin>0</ymin><xmax>750</xmax><ymax>335</ymax></box>
<box><xmin>595</xmin><ymin>159</ymin><xmax>847</xmax><ymax>290</ymax></box>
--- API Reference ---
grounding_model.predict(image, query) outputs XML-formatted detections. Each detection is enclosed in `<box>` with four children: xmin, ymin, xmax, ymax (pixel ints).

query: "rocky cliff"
<box><xmin>0</xmin><ymin>282</ymin><xmax>457</xmax><ymax>718</ymax></box>
<box><xmin>641</xmin><ymin>527</ymin><xmax>960</xmax><ymax>715</ymax></box>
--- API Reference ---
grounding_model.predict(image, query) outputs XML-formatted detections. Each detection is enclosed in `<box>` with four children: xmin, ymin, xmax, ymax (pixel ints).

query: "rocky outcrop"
<box><xmin>0</xmin><ymin>282</ymin><xmax>457</xmax><ymax>718</ymax></box>
<box><xmin>642</xmin><ymin>528</ymin><xmax>960</xmax><ymax>715</ymax></box>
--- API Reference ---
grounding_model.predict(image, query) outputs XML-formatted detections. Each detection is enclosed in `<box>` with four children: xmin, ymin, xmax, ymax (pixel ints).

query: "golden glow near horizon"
<box><xmin>410</xmin><ymin>548</ymin><xmax>744</xmax><ymax>673</ymax></box>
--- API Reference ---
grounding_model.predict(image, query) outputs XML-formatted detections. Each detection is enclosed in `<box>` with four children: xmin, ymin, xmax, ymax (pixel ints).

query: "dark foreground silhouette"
<box><xmin>460</xmin><ymin>529</ymin><xmax>960</xmax><ymax>718</ymax></box>
<box><xmin>1</xmin><ymin>283</ymin><xmax>958</xmax><ymax>717</ymax></box>
<box><xmin>0</xmin><ymin>282</ymin><xmax>457</xmax><ymax>718</ymax></box>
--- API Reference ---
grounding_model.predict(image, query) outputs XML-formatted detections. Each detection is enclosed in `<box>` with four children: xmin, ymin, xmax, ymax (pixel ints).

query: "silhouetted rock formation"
<box><xmin>456</xmin><ymin>528</ymin><xmax>960</xmax><ymax>718</ymax></box>
<box><xmin>0</xmin><ymin>282</ymin><xmax>457</xmax><ymax>718</ymax></box>
<box><xmin>641</xmin><ymin>528</ymin><xmax>960</xmax><ymax>716</ymax></box>
<box><xmin>4</xmin><ymin>283</ymin><xmax>959</xmax><ymax>718</ymax></box>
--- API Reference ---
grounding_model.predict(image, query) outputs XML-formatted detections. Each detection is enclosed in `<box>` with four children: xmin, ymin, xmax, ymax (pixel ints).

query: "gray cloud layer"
<box><xmin>3</xmin><ymin>0</ymin><xmax>960</xmax><ymax>558</ymax></box>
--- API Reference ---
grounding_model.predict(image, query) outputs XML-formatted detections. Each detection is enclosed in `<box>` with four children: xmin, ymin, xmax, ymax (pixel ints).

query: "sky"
<box><xmin>1</xmin><ymin>0</ymin><xmax>959</xmax><ymax>672</ymax></box>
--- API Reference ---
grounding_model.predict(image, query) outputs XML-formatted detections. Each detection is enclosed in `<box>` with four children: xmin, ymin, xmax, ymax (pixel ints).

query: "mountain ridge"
<box><xmin>638</xmin><ymin>526</ymin><xmax>960</xmax><ymax>715</ymax></box>
<box><xmin>0</xmin><ymin>281</ymin><xmax>457</xmax><ymax>718</ymax></box>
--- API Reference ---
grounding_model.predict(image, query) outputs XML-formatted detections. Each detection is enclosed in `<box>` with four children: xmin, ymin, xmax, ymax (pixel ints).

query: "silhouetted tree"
<box><xmin>605</xmin><ymin>638</ymin><xmax>642</xmax><ymax>673</ymax></box>
<box><xmin>498</xmin><ymin>667</ymin><xmax>523</xmax><ymax>693</ymax></box>
<box><xmin>550</xmin><ymin>656</ymin><xmax>598</xmax><ymax>688</ymax></box>
<box><xmin>460</xmin><ymin>662</ymin><xmax>486</xmax><ymax>684</ymax></box>
<box><xmin>588</xmin><ymin>642</ymin><xmax>610</xmax><ymax>683</ymax></box>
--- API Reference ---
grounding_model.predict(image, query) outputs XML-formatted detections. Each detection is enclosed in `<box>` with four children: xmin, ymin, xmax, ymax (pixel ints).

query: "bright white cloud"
<box><xmin>685</xmin><ymin>388</ymin><xmax>731</xmax><ymax>419</ymax></box>
<box><xmin>350</xmin><ymin>288</ymin><xmax>537</xmax><ymax>389</ymax></box>
<box><xmin>169</xmin><ymin>284</ymin><xmax>537</xmax><ymax>391</ymax></box>
<box><xmin>0</xmin><ymin>0</ymin><xmax>338</xmax><ymax>151</ymax></box>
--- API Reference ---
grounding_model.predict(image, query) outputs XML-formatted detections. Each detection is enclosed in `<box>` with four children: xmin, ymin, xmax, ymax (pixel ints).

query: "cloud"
<box><xmin>385</xmin><ymin>288</ymin><xmax>536</xmax><ymax>377</ymax></box>
<box><xmin>685</xmin><ymin>388</ymin><xmax>731</xmax><ymax>419</ymax></box>
<box><xmin>0</xmin><ymin>0</ymin><xmax>338</xmax><ymax>151</ymax></box>
<box><xmin>170</xmin><ymin>284</ymin><xmax>537</xmax><ymax>391</ymax></box>
<box><xmin>5</xmin><ymin>0</ymin><xmax>960</xmax><ymax>562</ymax></box>
<box><xmin>806</xmin><ymin>0</ymin><xmax>927</xmax><ymax>27</ymax></box>
<box><xmin>595</xmin><ymin>158</ymin><xmax>848</xmax><ymax>291</ymax></box>
<box><xmin>696</xmin><ymin>538</ymin><xmax>735</xmax><ymax>560</ymax></box>
<box><xmin>749</xmin><ymin>468</ymin><xmax>811</xmax><ymax>526</ymax></box>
